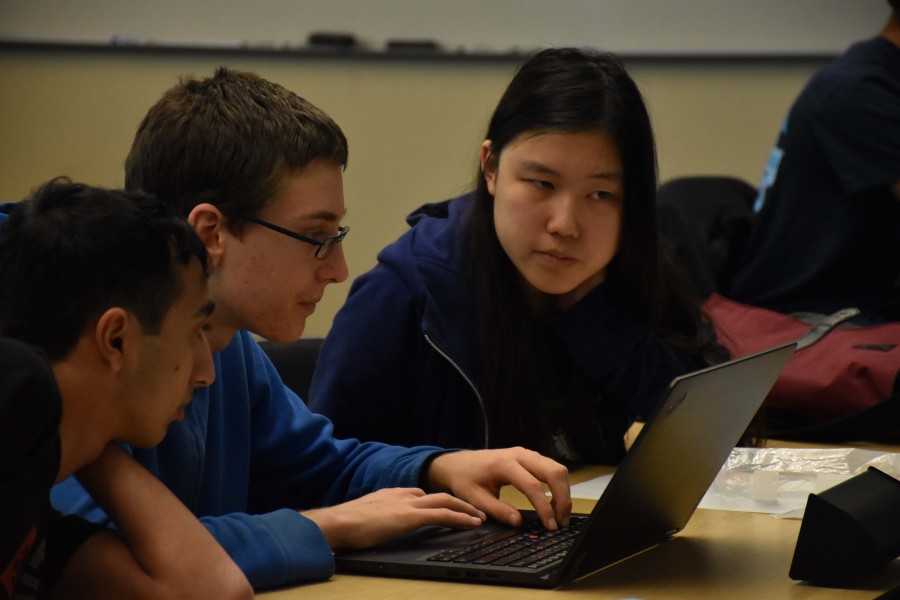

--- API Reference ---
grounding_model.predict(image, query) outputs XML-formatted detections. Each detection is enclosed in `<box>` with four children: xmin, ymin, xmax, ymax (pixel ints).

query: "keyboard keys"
<box><xmin>427</xmin><ymin>516</ymin><xmax>587</xmax><ymax>569</ymax></box>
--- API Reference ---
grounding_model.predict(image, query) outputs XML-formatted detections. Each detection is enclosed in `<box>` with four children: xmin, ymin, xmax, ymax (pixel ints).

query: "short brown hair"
<box><xmin>125</xmin><ymin>67</ymin><xmax>348</xmax><ymax>232</ymax></box>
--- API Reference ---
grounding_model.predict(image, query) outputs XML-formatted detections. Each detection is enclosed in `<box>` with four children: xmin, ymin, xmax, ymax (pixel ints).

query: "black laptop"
<box><xmin>335</xmin><ymin>342</ymin><xmax>796</xmax><ymax>588</ymax></box>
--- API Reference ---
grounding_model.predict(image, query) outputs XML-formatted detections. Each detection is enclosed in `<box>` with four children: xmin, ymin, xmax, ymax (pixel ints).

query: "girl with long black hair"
<box><xmin>310</xmin><ymin>48</ymin><xmax>725</xmax><ymax>464</ymax></box>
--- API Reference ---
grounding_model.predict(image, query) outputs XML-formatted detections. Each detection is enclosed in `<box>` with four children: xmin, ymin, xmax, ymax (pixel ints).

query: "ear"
<box><xmin>93</xmin><ymin>307</ymin><xmax>133</xmax><ymax>374</ymax></box>
<box><xmin>188</xmin><ymin>203</ymin><xmax>227</xmax><ymax>267</ymax></box>
<box><xmin>480</xmin><ymin>140</ymin><xmax>498</xmax><ymax>196</ymax></box>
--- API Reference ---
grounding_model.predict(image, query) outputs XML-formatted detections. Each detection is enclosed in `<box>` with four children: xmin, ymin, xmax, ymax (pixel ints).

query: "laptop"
<box><xmin>335</xmin><ymin>342</ymin><xmax>796</xmax><ymax>588</ymax></box>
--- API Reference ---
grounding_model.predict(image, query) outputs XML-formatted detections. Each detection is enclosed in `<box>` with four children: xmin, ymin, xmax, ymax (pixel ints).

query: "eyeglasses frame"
<box><xmin>223</xmin><ymin>209</ymin><xmax>349</xmax><ymax>260</ymax></box>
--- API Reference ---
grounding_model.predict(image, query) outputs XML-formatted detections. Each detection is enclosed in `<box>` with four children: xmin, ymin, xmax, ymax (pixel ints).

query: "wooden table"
<box><xmin>259</xmin><ymin>441</ymin><xmax>900</xmax><ymax>599</ymax></box>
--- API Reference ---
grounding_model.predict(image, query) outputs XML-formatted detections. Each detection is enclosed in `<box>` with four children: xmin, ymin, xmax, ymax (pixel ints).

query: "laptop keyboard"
<box><xmin>426</xmin><ymin>515</ymin><xmax>588</xmax><ymax>570</ymax></box>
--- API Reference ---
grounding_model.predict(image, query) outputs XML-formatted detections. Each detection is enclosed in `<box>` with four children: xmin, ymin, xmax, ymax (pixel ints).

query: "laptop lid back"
<box><xmin>558</xmin><ymin>342</ymin><xmax>795</xmax><ymax>583</ymax></box>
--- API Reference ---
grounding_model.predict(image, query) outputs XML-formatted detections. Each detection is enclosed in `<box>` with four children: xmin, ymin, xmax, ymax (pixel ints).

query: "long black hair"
<box><xmin>467</xmin><ymin>48</ymin><xmax>724</xmax><ymax>458</ymax></box>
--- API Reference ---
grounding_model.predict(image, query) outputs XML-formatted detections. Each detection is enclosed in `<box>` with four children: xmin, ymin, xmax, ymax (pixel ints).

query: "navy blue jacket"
<box><xmin>309</xmin><ymin>194</ymin><xmax>708</xmax><ymax>462</ymax></box>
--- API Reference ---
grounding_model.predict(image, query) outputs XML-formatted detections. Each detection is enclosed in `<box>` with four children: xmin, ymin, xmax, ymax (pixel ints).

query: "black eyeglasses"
<box><xmin>224</xmin><ymin>209</ymin><xmax>349</xmax><ymax>260</ymax></box>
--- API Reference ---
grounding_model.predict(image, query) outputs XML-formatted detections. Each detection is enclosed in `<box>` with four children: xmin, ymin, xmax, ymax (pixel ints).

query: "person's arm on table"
<box><xmin>53</xmin><ymin>469</ymin><xmax>348</xmax><ymax>589</ymax></box>
<box><xmin>53</xmin><ymin>444</ymin><xmax>252</xmax><ymax>600</ymax></box>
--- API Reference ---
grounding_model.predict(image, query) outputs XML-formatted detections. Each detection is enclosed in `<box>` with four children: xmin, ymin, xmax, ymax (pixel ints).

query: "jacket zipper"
<box><xmin>423</xmin><ymin>332</ymin><xmax>489</xmax><ymax>449</ymax></box>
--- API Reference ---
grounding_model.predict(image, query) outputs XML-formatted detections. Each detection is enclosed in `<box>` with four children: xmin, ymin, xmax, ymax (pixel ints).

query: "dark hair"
<box><xmin>124</xmin><ymin>67</ymin><xmax>348</xmax><ymax>233</ymax></box>
<box><xmin>467</xmin><ymin>48</ymin><xmax>724</xmax><ymax>456</ymax></box>
<box><xmin>0</xmin><ymin>178</ymin><xmax>209</xmax><ymax>361</ymax></box>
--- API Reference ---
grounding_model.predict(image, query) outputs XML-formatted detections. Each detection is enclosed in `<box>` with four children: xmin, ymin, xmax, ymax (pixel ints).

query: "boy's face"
<box><xmin>120</xmin><ymin>259</ymin><xmax>215</xmax><ymax>446</ymax></box>
<box><xmin>207</xmin><ymin>159</ymin><xmax>349</xmax><ymax>345</ymax></box>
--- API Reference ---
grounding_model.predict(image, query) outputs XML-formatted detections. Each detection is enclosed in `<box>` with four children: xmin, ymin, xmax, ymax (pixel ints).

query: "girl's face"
<box><xmin>482</xmin><ymin>130</ymin><xmax>624</xmax><ymax>306</ymax></box>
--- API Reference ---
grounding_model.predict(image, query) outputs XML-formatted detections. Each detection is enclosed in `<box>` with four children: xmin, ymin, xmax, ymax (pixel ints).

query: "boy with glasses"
<box><xmin>46</xmin><ymin>68</ymin><xmax>572</xmax><ymax>591</ymax></box>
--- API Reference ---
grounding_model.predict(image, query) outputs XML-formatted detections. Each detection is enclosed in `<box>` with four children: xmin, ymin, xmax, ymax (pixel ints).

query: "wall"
<box><xmin>0</xmin><ymin>0</ymin><xmax>887</xmax><ymax>55</ymax></box>
<box><xmin>0</xmin><ymin>46</ymin><xmax>829</xmax><ymax>335</ymax></box>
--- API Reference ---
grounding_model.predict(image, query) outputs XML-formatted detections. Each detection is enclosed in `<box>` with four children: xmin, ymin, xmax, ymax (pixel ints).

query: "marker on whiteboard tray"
<box><xmin>386</xmin><ymin>39</ymin><xmax>441</xmax><ymax>52</ymax></box>
<box><xmin>307</xmin><ymin>32</ymin><xmax>357</xmax><ymax>49</ymax></box>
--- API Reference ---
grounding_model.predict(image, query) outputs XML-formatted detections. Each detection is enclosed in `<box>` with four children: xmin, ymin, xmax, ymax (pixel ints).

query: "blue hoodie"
<box><xmin>0</xmin><ymin>203</ymin><xmax>444</xmax><ymax>590</ymax></box>
<box><xmin>309</xmin><ymin>193</ymin><xmax>709</xmax><ymax>461</ymax></box>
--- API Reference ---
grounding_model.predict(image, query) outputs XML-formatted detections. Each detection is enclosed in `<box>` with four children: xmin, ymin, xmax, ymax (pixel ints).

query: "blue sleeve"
<box><xmin>238</xmin><ymin>333</ymin><xmax>440</xmax><ymax>507</ymax></box>
<box><xmin>220</xmin><ymin>340</ymin><xmax>446</xmax><ymax>587</ymax></box>
<box><xmin>550</xmin><ymin>285</ymin><xmax>706</xmax><ymax>419</ymax></box>
<box><xmin>201</xmin><ymin>509</ymin><xmax>335</xmax><ymax>585</ymax></box>
<box><xmin>52</xmin><ymin>476</ymin><xmax>338</xmax><ymax>587</ymax></box>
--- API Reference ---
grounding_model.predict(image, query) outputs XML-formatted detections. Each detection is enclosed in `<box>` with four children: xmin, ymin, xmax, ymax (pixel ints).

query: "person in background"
<box><xmin>309</xmin><ymin>48</ymin><xmax>725</xmax><ymax>466</ymax></box>
<box><xmin>0</xmin><ymin>179</ymin><xmax>251</xmax><ymax>599</ymax></box>
<box><xmin>732</xmin><ymin>1</ymin><xmax>900</xmax><ymax>324</ymax></box>
<box><xmin>47</xmin><ymin>68</ymin><xmax>572</xmax><ymax>592</ymax></box>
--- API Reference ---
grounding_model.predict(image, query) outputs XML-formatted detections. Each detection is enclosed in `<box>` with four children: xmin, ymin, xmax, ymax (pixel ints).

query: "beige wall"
<box><xmin>0</xmin><ymin>47</ymin><xmax>824</xmax><ymax>336</ymax></box>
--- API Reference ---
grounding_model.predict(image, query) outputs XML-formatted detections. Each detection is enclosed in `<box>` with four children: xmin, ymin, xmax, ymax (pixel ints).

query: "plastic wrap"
<box><xmin>705</xmin><ymin>447</ymin><xmax>900</xmax><ymax>518</ymax></box>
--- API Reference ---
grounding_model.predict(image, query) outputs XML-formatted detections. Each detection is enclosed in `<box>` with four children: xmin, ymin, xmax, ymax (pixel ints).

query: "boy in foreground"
<box><xmin>0</xmin><ymin>179</ymin><xmax>252</xmax><ymax>599</ymax></box>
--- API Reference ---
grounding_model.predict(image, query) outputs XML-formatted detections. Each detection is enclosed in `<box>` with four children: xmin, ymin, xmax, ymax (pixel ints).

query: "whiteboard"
<box><xmin>0</xmin><ymin>0</ymin><xmax>890</xmax><ymax>57</ymax></box>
